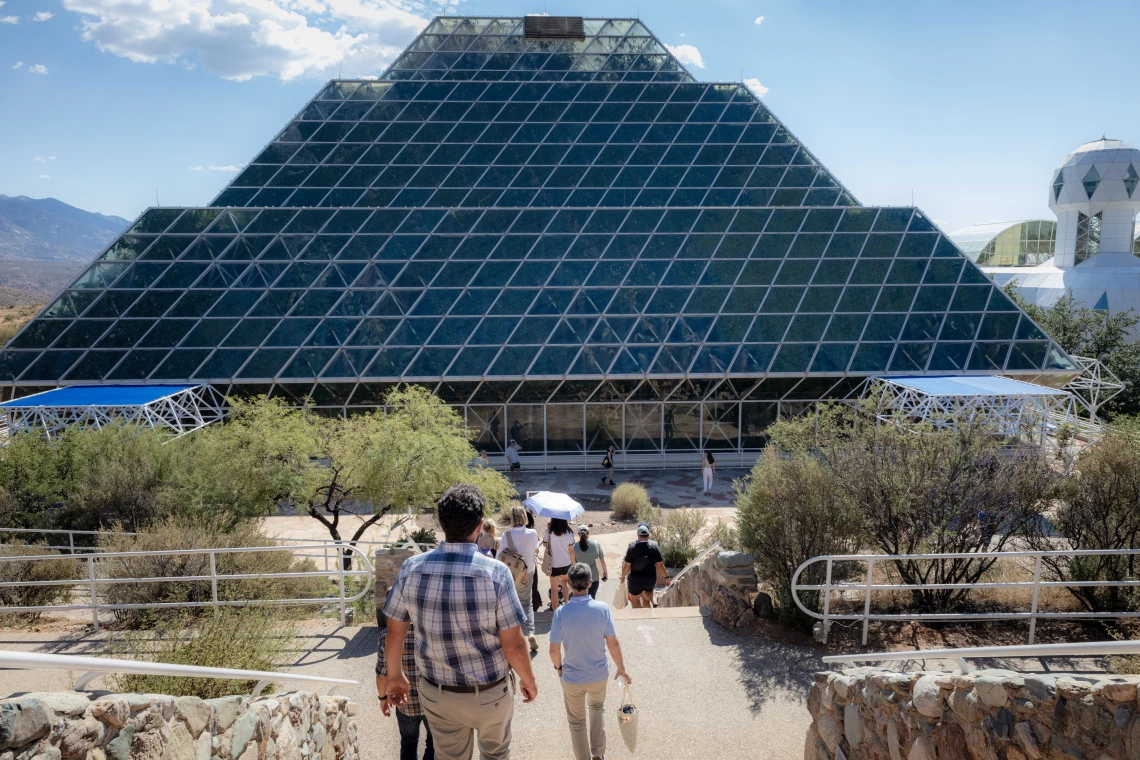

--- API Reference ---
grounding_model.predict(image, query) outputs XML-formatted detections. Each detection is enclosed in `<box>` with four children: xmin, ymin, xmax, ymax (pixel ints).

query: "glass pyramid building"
<box><xmin>0</xmin><ymin>16</ymin><xmax>1078</xmax><ymax>462</ymax></box>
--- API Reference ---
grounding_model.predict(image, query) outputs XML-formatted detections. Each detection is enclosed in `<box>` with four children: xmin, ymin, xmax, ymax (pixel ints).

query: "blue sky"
<box><xmin>3</xmin><ymin>0</ymin><xmax>1139</xmax><ymax>232</ymax></box>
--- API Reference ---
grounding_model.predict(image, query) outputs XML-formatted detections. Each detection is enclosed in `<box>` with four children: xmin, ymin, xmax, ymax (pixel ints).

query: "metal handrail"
<box><xmin>822</xmin><ymin>640</ymin><xmax>1140</xmax><ymax>675</ymax></box>
<box><xmin>0</xmin><ymin>650</ymin><xmax>358</xmax><ymax>698</ymax></box>
<box><xmin>791</xmin><ymin>548</ymin><xmax>1140</xmax><ymax>646</ymax></box>
<box><xmin>0</xmin><ymin>544</ymin><xmax>373</xmax><ymax>629</ymax></box>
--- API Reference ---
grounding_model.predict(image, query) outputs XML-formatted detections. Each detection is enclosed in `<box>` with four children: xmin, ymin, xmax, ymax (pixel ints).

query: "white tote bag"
<box><xmin>612</xmin><ymin>579</ymin><xmax>628</xmax><ymax>610</ymax></box>
<box><xmin>617</xmin><ymin>679</ymin><xmax>639</xmax><ymax>752</ymax></box>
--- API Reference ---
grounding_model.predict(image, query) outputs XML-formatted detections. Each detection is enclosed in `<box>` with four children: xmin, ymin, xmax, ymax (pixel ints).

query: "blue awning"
<box><xmin>882</xmin><ymin>376</ymin><xmax>1070</xmax><ymax>398</ymax></box>
<box><xmin>0</xmin><ymin>385</ymin><xmax>201</xmax><ymax>408</ymax></box>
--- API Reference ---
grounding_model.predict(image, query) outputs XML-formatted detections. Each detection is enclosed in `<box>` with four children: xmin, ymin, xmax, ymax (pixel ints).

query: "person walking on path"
<box><xmin>572</xmin><ymin>526</ymin><xmax>608</xmax><ymax>599</ymax></box>
<box><xmin>476</xmin><ymin>519</ymin><xmax>499</xmax><ymax>558</ymax></box>
<box><xmin>505</xmin><ymin>439</ymin><xmax>522</xmax><ymax>482</ymax></box>
<box><xmin>621</xmin><ymin>522</ymin><xmax>671</xmax><ymax>609</ymax></box>
<box><xmin>700</xmin><ymin>451</ymin><xmax>716</xmax><ymax>495</ymax></box>
<box><xmin>600</xmin><ymin>444</ymin><xmax>616</xmax><ymax>487</ymax></box>
<box><xmin>545</xmin><ymin>517</ymin><xmax>577</xmax><ymax>612</ymax></box>
<box><xmin>549</xmin><ymin>563</ymin><xmax>631</xmax><ymax>760</ymax></box>
<box><xmin>377</xmin><ymin>620</ymin><xmax>435</xmax><ymax>760</ymax></box>
<box><xmin>497</xmin><ymin>505</ymin><xmax>541</xmax><ymax>652</ymax></box>
<box><xmin>384</xmin><ymin>484</ymin><xmax>538</xmax><ymax>760</ymax></box>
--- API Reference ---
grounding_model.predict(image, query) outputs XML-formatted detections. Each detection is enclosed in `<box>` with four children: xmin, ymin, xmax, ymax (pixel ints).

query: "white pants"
<box><xmin>702</xmin><ymin>469</ymin><xmax>713</xmax><ymax>491</ymax></box>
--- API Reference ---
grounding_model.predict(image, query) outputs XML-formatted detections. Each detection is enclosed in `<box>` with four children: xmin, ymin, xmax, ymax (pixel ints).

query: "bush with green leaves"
<box><xmin>97</xmin><ymin>518</ymin><xmax>323</xmax><ymax>627</ymax></box>
<box><xmin>657</xmin><ymin>507</ymin><xmax>706</xmax><ymax>569</ymax></box>
<box><xmin>0</xmin><ymin>543</ymin><xmax>81</xmax><ymax>621</ymax></box>
<box><xmin>610</xmin><ymin>483</ymin><xmax>650</xmax><ymax>520</ymax></box>
<box><xmin>406</xmin><ymin>527</ymin><xmax>438</xmax><ymax>546</ymax></box>
<box><xmin>701</xmin><ymin>521</ymin><xmax>739</xmax><ymax>552</ymax></box>
<box><xmin>110</xmin><ymin>606</ymin><xmax>298</xmax><ymax>699</ymax></box>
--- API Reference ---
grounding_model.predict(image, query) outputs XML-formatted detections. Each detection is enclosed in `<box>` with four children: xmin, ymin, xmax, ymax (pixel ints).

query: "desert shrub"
<box><xmin>0</xmin><ymin>543</ymin><xmax>81</xmax><ymax>621</ymax></box>
<box><xmin>611</xmin><ymin>483</ymin><xmax>650</xmax><ymax>520</ymax></box>
<box><xmin>636</xmin><ymin>501</ymin><xmax>661</xmax><ymax>527</ymax></box>
<box><xmin>110</xmin><ymin>606</ymin><xmax>298</xmax><ymax>699</ymax></box>
<box><xmin>406</xmin><ymin>527</ymin><xmax>438</xmax><ymax>546</ymax></box>
<box><xmin>701</xmin><ymin>521</ymin><xmax>739</xmax><ymax>552</ymax></box>
<box><xmin>98</xmin><ymin>518</ymin><xmax>323</xmax><ymax>627</ymax></box>
<box><xmin>657</xmin><ymin>508</ymin><xmax>706</xmax><ymax>569</ymax></box>
<box><xmin>736</xmin><ymin>448</ymin><xmax>864</xmax><ymax>628</ymax></box>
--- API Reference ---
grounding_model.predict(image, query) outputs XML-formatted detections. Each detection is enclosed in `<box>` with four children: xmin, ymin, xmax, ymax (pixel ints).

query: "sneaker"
<box><xmin>529</xmin><ymin>635</ymin><xmax>538</xmax><ymax>651</ymax></box>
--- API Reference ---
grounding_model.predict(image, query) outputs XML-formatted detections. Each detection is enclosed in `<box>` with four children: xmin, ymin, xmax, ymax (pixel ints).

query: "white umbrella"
<box><xmin>522</xmin><ymin>491</ymin><xmax>585</xmax><ymax>521</ymax></box>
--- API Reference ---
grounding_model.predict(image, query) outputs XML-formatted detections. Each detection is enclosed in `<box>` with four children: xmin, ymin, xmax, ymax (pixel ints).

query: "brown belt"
<box><xmin>423</xmin><ymin>676</ymin><xmax>507</xmax><ymax>694</ymax></box>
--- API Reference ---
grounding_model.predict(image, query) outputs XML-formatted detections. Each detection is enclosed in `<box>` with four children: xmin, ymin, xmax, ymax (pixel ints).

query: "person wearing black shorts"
<box><xmin>621</xmin><ymin>523</ymin><xmax>670</xmax><ymax>609</ymax></box>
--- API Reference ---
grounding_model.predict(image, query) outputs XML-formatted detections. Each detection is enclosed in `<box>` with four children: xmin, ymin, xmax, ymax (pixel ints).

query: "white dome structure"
<box><xmin>1049</xmin><ymin>138</ymin><xmax>1140</xmax><ymax>265</ymax></box>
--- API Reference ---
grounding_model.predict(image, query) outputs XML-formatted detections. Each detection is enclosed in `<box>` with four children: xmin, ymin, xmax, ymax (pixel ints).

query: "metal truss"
<box><xmin>1064</xmin><ymin>355</ymin><xmax>1125</xmax><ymax>421</ymax></box>
<box><xmin>2</xmin><ymin>385</ymin><xmax>227</xmax><ymax>441</ymax></box>
<box><xmin>857</xmin><ymin>376</ymin><xmax>1100</xmax><ymax>451</ymax></box>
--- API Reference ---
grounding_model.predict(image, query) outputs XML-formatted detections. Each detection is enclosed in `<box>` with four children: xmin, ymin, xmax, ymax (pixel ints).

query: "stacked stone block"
<box><xmin>807</xmin><ymin>667</ymin><xmax>1140</xmax><ymax>760</ymax></box>
<box><xmin>657</xmin><ymin>549</ymin><xmax>759</xmax><ymax>628</ymax></box>
<box><xmin>0</xmin><ymin>691</ymin><xmax>356</xmax><ymax>760</ymax></box>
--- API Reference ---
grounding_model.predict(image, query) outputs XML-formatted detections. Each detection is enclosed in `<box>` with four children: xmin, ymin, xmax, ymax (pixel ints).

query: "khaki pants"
<box><xmin>419</xmin><ymin>678</ymin><xmax>514</xmax><ymax>760</ymax></box>
<box><xmin>561</xmin><ymin>679</ymin><xmax>608</xmax><ymax>760</ymax></box>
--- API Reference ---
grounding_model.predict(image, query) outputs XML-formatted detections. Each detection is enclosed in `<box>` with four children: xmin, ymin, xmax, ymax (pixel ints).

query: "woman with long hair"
<box><xmin>572</xmin><ymin>525</ymin><xmax>608</xmax><ymax>598</ymax></box>
<box><xmin>544</xmin><ymin>517</ymin><xmax>576</xmax><ymax>611</ymax></box>
<box><xmin>497</xmin><ymin>506</ymin><xmax>540</xmax><ymax>651</ymax></box>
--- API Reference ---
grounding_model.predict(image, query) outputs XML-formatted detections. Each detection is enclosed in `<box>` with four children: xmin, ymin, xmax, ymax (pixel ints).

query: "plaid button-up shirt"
<box><xmin>382</xmin><ymin>541</ymin><xmax>526</xmax><ymax>688</ymax></box>
<box><xmin>376</xmin><ymin>624</ymin><xmax>422</xmax><ymax>718</ymax></box>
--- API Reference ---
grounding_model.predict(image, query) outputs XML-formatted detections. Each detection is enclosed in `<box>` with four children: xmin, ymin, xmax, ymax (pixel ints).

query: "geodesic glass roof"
<box><xmin>0</xmin><ymin>16</ymin><xmax>1078</xmax><ymax>403</ymax></box>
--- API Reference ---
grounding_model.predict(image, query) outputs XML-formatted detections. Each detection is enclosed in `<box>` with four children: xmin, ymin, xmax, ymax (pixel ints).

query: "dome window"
<box><xmin>1052</xmin><ymin>170</ymin><xmax>1065</xmax><ymax>202</ymax></box>
<box><xmin>1082</xmin><ymin>166</ymin><xmax>1100</xmax><ymax>199</ymax></box>
<box><xmin>1125</xmin><ymin>164</ymin><xmax>1139</xmax><ymax>198</ymax></box>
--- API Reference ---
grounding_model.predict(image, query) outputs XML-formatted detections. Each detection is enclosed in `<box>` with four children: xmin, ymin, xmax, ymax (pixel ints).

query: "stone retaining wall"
<box><xmin>374</xmin><ymin>546</ymin><xmax>417</xmax><ymax>624</ymax></box>
<box><xmin>806</xmin><ymin>667</ymin><xmax>1140</xmax><ymax>760</ymax></box>
<box><xmin>657</xmin><ymin>546</ymin><xmax>758</xmax><ymax>628</ymax></box>
<box><xmin>0</xmin><ymin>690</ymin><xmax>356</xmax><ymax>760</ymax></box>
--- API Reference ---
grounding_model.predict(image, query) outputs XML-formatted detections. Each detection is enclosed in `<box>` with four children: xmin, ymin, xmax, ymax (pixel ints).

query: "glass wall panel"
<box><xmin>506</xmin><ymin>404</ymin><xmax>544</xmax><ymax>453</ymax></box>
<box><xmin>664</xmin><ymin>402</ymin><xmax>700</xmax><ymax>450</ymax></box>
<box><xmin>702</xmin><ymin>401</ymin><xmax>740</xmax><ymax>450</ymax></box>
<box><xmin>624</xmin><ymin>403</ymin><xmax>662</xmax><ymax>451</ymax></box>
<box><xmin>585</xmin><ymin>403</ymin><xmax>622</xmax><ymax>452</ymax></box>
<box><xmin>467</xmin><ymin>404</ymin><xmax>505</xmax><ymax>452</ymax></box>
<box><xmin>546</xmin><ymin>403</ymin><xmax>584</xmax><ymax>452</ymax></box>
<box><xmin>741</xmin><ymin>402</ymin><xmax>777</xmax><ymax>449</ymax></box>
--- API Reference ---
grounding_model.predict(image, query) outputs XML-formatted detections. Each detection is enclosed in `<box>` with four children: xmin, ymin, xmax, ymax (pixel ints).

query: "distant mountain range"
<box><xmin>0</xmin><ymin>195</ymin><xmax>130</xmax><ymax>303</ymax></box>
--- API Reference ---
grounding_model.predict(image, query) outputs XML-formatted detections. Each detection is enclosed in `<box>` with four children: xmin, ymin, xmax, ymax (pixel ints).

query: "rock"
<box><xmin>1115</xmin><ymin>706</ymin><xmax>1131</xmax><ymax>731</ymax></box>
<box><xmin>18</xmin><ymin>695</ymin><xmax>88</xmax><ymax>719</ymax></box>
<box><xmin>27</xmin><ymin>745</ymin><xmax>60</xmax><ymax>760</ymax></box>
<box><xmin>1102</xmin><ymin>683</ymin><xmax>1138</xmax><ymax>702</ymax></box>
<box><xmin>717</xmin><ymin>551</ymin><xmax>754</xmax><ymax>568</ymax></box>
<box><xmin>175</xmin><ymin>698</ymin><xmax>213</xmax><ymax>739</ymax></box>
<box><xmin>709</xmin><ymin>586</ymin><xmax>747</xmax><ymax>629</ymax></box>
<box><xmin>1052</xmin><ymin>736</ymin><xmax>1087</xmax><ymax>760</ymax></box>
<box><xmin>0</xmin><ymin>700</ymin><xmax>53</xmax><ymax>750</ymax></box>
<box><xmin>1024</xmin><ymin>676</ymin><xmax>1056</xmax><ymax>703</ymax></box>
<box><xmin>207</xmin><ymin>698</ymin><xmax>242</xmax><ymax>733</ymax></box>
<box><xmin>230</xmin><ymin>712</ymin><xmax>259</xmax><ymax>760</ymax></box>
<box><xmin>948</xmin><ymin>690</ymin><xmax>979</xmax><ymax>723</ymax></box>
<box><xmin>817</xmin><ymin>714</ymin><xmax>841</xmax><ymax>755</ymax></box>
<box><xmin>975</xmin><ymin>677</ymin><xmax>1009</xmax><ymax>708</ymax></box>
<box><xmin>833</xmin><ymin>676</ymin><xmax>854</xmax><ymax>700</ymax></box>
<box><xmin>908</xmin><ymin>736</ymin><xmax>934</xmax><ymax>760</ymax></box>
<box><xmin>753</xmin><ymin>592</ymin><xmax>774</xmax><ymax>619</ymax></box>
<box><xmin>1014</xmin><ymin>721</ymin><xmax>1042</xmax><ymax>760</ymax></box>
<box><xmin>57</xmin><ymin>717</ymin><xmax>103</xmax><ymax>759</ymax></box>
<box><xmin>912</xmin><ymin>675</ymin><xmax>943</xmax><ymax>719</ymax></box>
<box><xmin>887</xmin><ymin>719</ymin><xmax>902</xmax><ymax>760</ymax></box>
<box><xmin>163</xmin><ymin>723</ymin><xmax>197</xmax><ymax>760</ymax></box>
<box><xmin>994</xmin><ymin>708</ymin><xmax>1016</xmax><ymax>740</ymax></box>
<box><xmin>1006</xmin><ymin>745</ymin><xmax>1028</xmax><ymax>760</ymax></box>
<box><xmin>106</xmin><ymin>725</ymin><xmax>134</xmax><ymax>760</ymax></box>
<box><xmin>844</xmin><ymin>703</ymin><xmax>864</xmax><ymax>748</ymax></box>
<box><xmin>195</xmin><ymin>733</ymin><xmax>209</xmax><ymax>760</ymax></box>
<box><xmin>89</xmin><ymin>699</ymin><xmax>130</xmax><ymax>729</ymax></box>
<box><xmin>934</xmin><ymin>722</ymin><xmax>970</xmax><ymax>760</ymax></box>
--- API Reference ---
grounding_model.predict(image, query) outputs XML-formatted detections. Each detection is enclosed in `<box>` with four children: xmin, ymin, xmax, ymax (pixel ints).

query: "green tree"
<box><xmin>0</xmin><ymin>431</ymin><xmax>80</xmax><ymax>529</ymax></box>
<box><xmin>1004</xmin><ymin>283</ymin><xmax>1140</xmax><ymax>416</ymax></box>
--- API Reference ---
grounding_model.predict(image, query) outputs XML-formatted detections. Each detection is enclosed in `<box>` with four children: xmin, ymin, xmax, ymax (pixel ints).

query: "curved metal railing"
<box><xmin>791</xmin><ymin>548</ymin><xmax>1140</xmax><ymax>645</ymax></box>
<box><xmin>0</xmin><ymin>650</ymin><xmax>357</xmax><ymax>698</ymax></box>
<box><xmin>822</xmin><ymin>640</ymin><xmax>1140</xmax><ymax>675</ymax></box>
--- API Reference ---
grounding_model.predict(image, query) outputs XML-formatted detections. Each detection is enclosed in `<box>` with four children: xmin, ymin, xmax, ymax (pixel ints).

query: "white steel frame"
<box><xmin>0</xmin><ymin>543</ymin><xmax>373</xmax><ymax>629</ymax></box>
<box><xmin>857</xmin><ymin>376</ymin><xmax>1099</xmax><ymax>449</ymax></box>
<box><xmin>823</xmin><ymin>640</ymin><xmax>1140</xmax><ymax>675</ymax></box>
<box><xmin>1065</xmin><ymin>355</ymin><xmax>1126</xmax><ymax>420</ymax></box>
<box><xmin>791</xmin><ymin>549</ymin><xmax>1140</xmax><ymax>647</ymax></box>
<box><xmin>3</xmin><ymin>384</ymin><xmax>227</xmax><ymax>440</ymax></box>
<box><xmin>0</xmin><ymin>650</ymin><xmax>357</xmax><ymax>698</ymax></box>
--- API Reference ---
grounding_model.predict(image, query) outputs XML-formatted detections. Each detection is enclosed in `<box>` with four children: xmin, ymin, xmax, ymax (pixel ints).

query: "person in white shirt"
<box><xmin>544</xmin><ymin>518</ymin><xmax>577</xmax><ymax>612</ymax></box>
<box><xmin>497</xmin><ymin>505</ymin><xmax>541</xmax><ymax>651</ymax></box>
<box><xmin>505</xmin><ymin>440</ymin><xmax>522</xmax><ymax>482</ymax></box>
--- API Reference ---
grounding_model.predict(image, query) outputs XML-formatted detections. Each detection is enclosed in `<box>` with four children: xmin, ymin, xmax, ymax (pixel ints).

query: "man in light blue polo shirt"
<box><xmin>549</xmin><ymin>563</ymin><xmax>631</xmax><ymax>760</ymax></box>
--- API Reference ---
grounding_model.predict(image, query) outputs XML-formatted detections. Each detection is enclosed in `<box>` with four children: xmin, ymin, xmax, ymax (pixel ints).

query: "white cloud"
<box><xmin>60</xmin><ymin>0</ymin><xmax>445</xmax><ymax>81</ymax></box>
<box><xmin>754</xmin><ymin>15</ymin><xmax>764</xmax><ymax>24</ymax></box>
<box><xmin>664</xmin><ymin>43</ymin><xmax>704</xmax><ymax>69</ymax></box>
<box><xmin>27</xmin><ymin>63</ymin><xmax>48</xmax><ymax>74</ymax></box>
<box><xmin>188</xmin><ymin>165</ymin><xmax>204</xmax><ymax>170</ymax></box>
<box><xmin>48</xmin><ymin>155</ymin><xmax>56</xmax><ymax>160</ymax></box>
<box><xmin>39</xmin><ymin>174</ymin><xmax>50</xmax><ymax>179</ymax></box>
<box><xmin>0</xmin><ymin>15</ymin><xmax>18</xmax><ymax>23</ymax></box>
<box><xmin>743</xmin><ymin>77</ymin><xmax>769</xmax><ymax>97</ymax></box>
<box><xmin>33</xmin><ymin>11</ymin><xmax>53</xmax><ymax>20</ymax></box>
<box><xmin>12</xmin><ymin>61</ymin><xmax>23</xmax><ymax>69</ymax></box>
<box><xmin>209</xmin><ymin>164</ymin><xmax>241</xmax><ymax>171</ymax></box>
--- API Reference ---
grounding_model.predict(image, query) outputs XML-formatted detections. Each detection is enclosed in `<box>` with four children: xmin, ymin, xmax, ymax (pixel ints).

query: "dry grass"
<box><xmin>611</xmin><ymin>482</ymin><xmax>650</xmax><ymax>520</ymax></box>
<box><xmin>0</xmin><ymin>302</ymin><xmax>41</xmax><ymax>347</ymax></box>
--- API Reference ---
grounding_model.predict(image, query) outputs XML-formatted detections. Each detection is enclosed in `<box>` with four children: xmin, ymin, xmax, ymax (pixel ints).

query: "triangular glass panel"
<box><xmin>1053</xmin><ymin>170</ymin><xmax>1065</xmax><ymax>202</ymax></box>
<box><xmin>1083</xmin><ymin>166</ymin><xmax>1101</xmax><ymax>199</ymax></box>
<box><xmin>1125</xmin><ymin>164</ymin><xmax>1139</xmax><ymax>198</ymax></box>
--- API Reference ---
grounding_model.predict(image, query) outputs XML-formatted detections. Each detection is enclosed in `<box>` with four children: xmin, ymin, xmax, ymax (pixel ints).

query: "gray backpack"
<box><xmin>498</xmin><ymin>530</ymin><xmax>530</xmax><ymax>587</ymax></box>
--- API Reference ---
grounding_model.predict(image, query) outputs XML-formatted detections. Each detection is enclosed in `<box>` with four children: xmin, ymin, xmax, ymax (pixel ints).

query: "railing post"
<box><xmin>209</xmin><ymin>551</ymin><xmax>219</xmax><ymax>604</ymax></box>
<box><xmin>822</xmin><ymin>559</ymin><xmax>833</xmax><ymax>644</ymax></box>
<box><xmin>68</xmin><ymin>531</ymin><xmax>75</xmax><ymax>554</ymax></box>
<box><xmin>862</xmin><ymin>558</ymin><xmax>874</xmax><ymax>647</ymax></box>
<box><xmin>87</xmin><ymin>555</ymin><xmax>99</xmax><ymax>633</ymax></box>
<box><xmin>1028</xmin><ymin>555</ymin><xmax>1042</xmax><ymax>645</ymax></box>
<box><xmin>337</xmin><ymin>544</ymin><xmax>347</xmax><ymax>627</ymax></box>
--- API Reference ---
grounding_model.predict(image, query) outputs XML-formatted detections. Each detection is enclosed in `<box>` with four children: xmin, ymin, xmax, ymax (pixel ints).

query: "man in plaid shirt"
<box><xmin>377</xmin><ymin>620</ymin><xmax>434</xmax><ymax>760</ymax></box>
<box><xmin>384</xmin><ymin>484</ymin><xmax>538</xmax><ymax>760</ymax></box>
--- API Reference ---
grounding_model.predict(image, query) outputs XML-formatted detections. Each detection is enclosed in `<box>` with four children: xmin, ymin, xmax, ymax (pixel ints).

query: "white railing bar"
<box><xmin>0</xmin><ymin>650</ymin><xmax>357</xmax><ymax>697</ymax></box>
<box><xmin>795</xmin><ymin>579</ymin><xmax>1140</xmax><ymax>591</ymax></box>
<box><xmin>797</xmin><ymin>548</ymin><xmax>1140</xmax><ymax>561</ymax></box>
<box><xmin>0</xmin><ymin>568</ymin><xmax>370</xmax><ymax>588</ymax></box>
<box><xmin>822</xmin><ymin>640</ymin><xmax>1140</xmax><ymax>674</ymax></box>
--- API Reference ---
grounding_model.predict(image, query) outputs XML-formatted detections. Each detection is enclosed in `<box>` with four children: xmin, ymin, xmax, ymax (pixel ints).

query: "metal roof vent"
<box><xmin>524</xmin><ymin>16</ymin><xmax>585</xmax><ymax>39</ymax></box>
